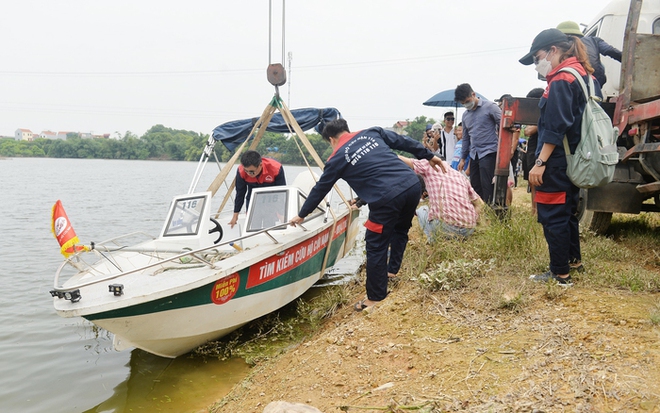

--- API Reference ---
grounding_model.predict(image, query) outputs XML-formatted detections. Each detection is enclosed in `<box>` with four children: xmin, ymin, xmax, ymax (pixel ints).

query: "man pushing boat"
<box><xmin>289</xmin><ymin>119</ymin><xmax>445</xmax><ymax>312</ymax></box>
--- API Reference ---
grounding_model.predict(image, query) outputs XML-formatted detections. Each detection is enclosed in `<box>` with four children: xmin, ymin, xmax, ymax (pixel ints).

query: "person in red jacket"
<box><xmin>229</xmin><ymin>150</ymin><xmax>286</xmax><ymax>228</ymax></box>
<box><xmin>520</xmin><ymin>28</ymin><xmax>601</xmax><ymax>286</ymax></box>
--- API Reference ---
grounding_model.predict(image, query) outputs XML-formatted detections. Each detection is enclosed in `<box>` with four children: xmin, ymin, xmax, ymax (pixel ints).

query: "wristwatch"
<box><xmin>535</xmin><ymin>158</ymin><xmax>547</xmax><ymax>167</ymax></box>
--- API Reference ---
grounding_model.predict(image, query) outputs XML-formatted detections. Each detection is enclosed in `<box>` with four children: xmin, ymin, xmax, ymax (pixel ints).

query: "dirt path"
<box><xmin>211</xmin><ymin>276</ymin><xmax>660</xmax><ymax>412</ymax></box>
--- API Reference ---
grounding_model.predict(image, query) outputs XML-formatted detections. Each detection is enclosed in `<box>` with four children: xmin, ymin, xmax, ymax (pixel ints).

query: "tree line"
<box><xmin>0</xmin><ymin>117</ymin><xmax>436</xmax><ymax>164</ymax></box>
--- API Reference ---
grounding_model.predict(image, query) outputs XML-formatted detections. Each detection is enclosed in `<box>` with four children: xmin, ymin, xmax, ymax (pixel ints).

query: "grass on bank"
<box><xmin>194</xmin><ymin>188</ymin><xmax>660</xmax><ymax>362</ymax></box>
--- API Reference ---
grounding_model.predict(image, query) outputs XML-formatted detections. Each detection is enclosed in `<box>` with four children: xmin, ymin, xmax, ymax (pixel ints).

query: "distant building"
<box><xmin>393</xmin><ymin>121</ymin><xmax>409</xmax><ymax>136</ymax></box>
<box><xmin>78</xmin><ymin>132</ymin><xmax>108</xmax><ymax>139</ymax></box>
<box><xmin>13</xmin><ymin>129</ymin><xmax>110</xmax><ymax>140</ymax></box>
<box><xmin>39</xmin><ymin>130</ymin><xmax>57</xmax><ymax>139</ymax></box>
<box><xmin>15</xmin><ymin>128</ymin><xmax>33</xmax><ymax>141</ymax></box>
<box><xmin>56</xmin><ymin>131</ymin><xmax>74</xmax><ymax>140</ymax></box>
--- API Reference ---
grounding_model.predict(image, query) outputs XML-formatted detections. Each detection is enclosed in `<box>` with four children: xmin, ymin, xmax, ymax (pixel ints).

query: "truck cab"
<box><xmin>494</xmin><ymin>0</ymin><xmax>660</xmax><ymax>233</ymax></box>
<box><xmin>579</xmin><ymin>0</ymin><xmax>660</xmax><ymax>233</ymax></box>
<box><xmin>583</xmin><ymin>0</ymin><xmax>660</xmax><ymax>99</ymax></box>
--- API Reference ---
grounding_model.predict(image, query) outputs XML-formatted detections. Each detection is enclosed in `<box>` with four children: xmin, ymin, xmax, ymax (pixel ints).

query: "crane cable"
<box><xmin>268</xmin><ymin>0</ymin><xmax>286</xmax><ymax>66</ymax></box>
<box><xmin>267</xmin><ymin>0</ymin><xmax>287</xmax><ymax>95</ymax></box>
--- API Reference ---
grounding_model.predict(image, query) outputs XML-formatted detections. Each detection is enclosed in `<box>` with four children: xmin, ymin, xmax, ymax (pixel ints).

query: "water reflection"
<box><xmin>82</xmin><ymin>350</ymin><xmax>250</xmax><ymax>413</ymax></box>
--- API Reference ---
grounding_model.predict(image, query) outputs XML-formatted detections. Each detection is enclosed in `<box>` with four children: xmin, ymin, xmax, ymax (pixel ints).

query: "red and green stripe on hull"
<box><xmin>85</xmin><ymin>216</ymin><xmax>353</xmax><ymax>321</ymax></box>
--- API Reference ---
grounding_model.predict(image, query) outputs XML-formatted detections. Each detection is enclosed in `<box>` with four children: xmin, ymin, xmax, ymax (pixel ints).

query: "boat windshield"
<box><xmin>163</xmin><ymin>194</ymin><xmax>207</xmax><ymax>237</ymax></box>
<box><xmin>247</xmin><ymin>189</ymin><xmax>288</xmax><ymax>232</ymax></box>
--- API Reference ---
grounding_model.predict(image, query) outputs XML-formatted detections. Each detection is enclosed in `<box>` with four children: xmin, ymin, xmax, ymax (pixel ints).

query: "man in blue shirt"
<box><xmin>455</xmin><ymin>83</ymin><xmax>502</xmax><ymax>203</ymax></box>
<box><xmin>289</xmin><ymin>119</ymin><xmax>444</xmax><ymax>311</ymax></box>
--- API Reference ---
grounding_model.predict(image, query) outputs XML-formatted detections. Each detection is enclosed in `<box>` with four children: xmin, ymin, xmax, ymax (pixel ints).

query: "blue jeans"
<box><xmin>416</xmin><ymin>206</ymin><xmax>474</xmax><ymax>241</ymax></box>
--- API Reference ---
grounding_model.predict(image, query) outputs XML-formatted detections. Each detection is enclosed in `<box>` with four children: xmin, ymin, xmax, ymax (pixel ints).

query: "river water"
<box><xmin>0</xmin><ymin>157</ymin><xmax>363</xmax><ymax>413</ymax></box>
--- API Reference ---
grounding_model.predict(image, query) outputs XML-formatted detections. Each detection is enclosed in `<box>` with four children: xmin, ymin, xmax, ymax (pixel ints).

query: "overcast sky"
<box><xmin>1</xmin><ymin>0</ymin><xmax>616</xmax><ymax>138</ymax></box>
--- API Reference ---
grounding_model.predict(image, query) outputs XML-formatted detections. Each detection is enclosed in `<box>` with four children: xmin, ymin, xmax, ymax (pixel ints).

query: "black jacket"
<box><xmin>298</xmin><ymin>127</ymin><xmax>434</xmax><ymax>218</ymax></box>
<box><xmin>581</xmin><ymin>36</ymin><xmax>622</xmax><ymax>87</ymax></box>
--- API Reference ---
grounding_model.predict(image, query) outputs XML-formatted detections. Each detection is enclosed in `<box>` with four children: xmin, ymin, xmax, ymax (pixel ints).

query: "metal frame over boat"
<box><xmin>50</xmin><ymin>97</ymin><xmax>361</xmax><ymax>358</ymax></box>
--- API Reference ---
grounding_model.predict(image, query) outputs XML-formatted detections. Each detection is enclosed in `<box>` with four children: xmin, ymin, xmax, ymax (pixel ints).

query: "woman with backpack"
<box><xmin>518</xmin><ymin>28</ymin><xmax>602</xmax><ymax>286</ymax></box>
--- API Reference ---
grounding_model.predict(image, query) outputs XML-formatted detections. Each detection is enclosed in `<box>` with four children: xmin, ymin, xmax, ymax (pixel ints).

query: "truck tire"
<box><xmin>578</xmin><ymin>209</ymin><xmax>612</xmax><ymax>234</ymax></box>
<box><xmin>576</xmin><ymin>189</ymin><xmax>612</xmax><ymax>234</ymax></box>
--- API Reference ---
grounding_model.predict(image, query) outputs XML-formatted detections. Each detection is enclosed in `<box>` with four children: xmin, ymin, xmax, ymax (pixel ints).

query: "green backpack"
<box><xmin>560</xmin><ymin>67</ymin><xmax>619</xmax><ymax>189</ymax></box>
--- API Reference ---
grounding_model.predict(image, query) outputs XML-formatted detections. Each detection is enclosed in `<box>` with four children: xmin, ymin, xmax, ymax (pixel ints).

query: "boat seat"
<box><xmin>292</xmin><ymin>170</ymin><xmax>319</xmax><ymax>195</ymax></box>
<box><xmin>220</xmin><ymin>217</ymin><xmax>243</xmax><ymax>247</ymax></box>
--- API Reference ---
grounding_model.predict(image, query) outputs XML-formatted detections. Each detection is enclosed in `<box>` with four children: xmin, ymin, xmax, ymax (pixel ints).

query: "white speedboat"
<box><xmin>51</xmin><ymin>101</ymin><xmax>361</xmax><ymax>358</ymax></box>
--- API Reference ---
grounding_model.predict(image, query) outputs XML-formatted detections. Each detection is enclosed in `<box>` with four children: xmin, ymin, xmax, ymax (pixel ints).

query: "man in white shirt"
<box><xmin>438</xmin><ymin>111</ymin><xmax>455</xmax><ymax>162</ymax></box>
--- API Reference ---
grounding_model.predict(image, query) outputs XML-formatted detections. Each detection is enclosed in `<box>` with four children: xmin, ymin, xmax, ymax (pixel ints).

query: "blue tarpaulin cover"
<box><xmin>212</xmin><ymin>107</ymin><xmax>341</xmax><ymax>152</ymax></box>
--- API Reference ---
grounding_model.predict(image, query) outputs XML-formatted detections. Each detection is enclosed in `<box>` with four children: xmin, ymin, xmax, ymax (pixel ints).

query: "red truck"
<box><xmin>495</xmin><ymin>0</ymin><xmax>660</xmax><ymax>233</ymax></box>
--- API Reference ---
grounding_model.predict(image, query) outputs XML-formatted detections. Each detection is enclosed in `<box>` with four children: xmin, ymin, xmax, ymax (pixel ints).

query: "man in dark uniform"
<box><xmin>229</xmin><ymin>150</ymin><xmax>286</xmax><ymax>228</ymax></box>
<box><xmin>289</xmin><ymin>119</ymin><xmax>445</xmax><ymax>311</ymax></box>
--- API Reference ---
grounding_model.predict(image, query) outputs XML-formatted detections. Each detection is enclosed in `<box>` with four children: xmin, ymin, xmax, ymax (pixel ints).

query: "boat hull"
<box><xmin>106</xmin><ymin>274</ymin><xmax>319</xmax><ymax>358</ymax></box>
<box><xmin>61</xmin><ymin>209</ymin><xmax>359</xmax><ymax>358</ymax></box>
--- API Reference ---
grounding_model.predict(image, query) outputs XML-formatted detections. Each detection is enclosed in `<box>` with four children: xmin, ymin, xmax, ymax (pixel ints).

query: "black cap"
<box><xmin>495</xmin><ymin>94</ymin><xmax>512</xmax><ymax>103</ymax></box>
<box><xmin>519</xmin><ymin>28</ymin><xmax>568</xmax><ymax>65</ymax></box>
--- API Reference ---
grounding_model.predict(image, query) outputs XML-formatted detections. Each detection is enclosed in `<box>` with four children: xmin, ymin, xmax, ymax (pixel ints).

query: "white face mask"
<box><xmin>462</xmin><ymin>99</ymin><xmax>476</xmax><ymax>110</ymax></box>
<box><xmin>534</xmin><ymin>51</ymin><xmax>553</xmax><ymax>78</ymax></box>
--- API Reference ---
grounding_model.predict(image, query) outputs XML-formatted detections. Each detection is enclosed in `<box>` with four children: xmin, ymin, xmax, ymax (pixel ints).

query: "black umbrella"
<box><xmin>422</xmin><ymin>89</ymin><xmax>489</xmax><ymax>113</ymax></box>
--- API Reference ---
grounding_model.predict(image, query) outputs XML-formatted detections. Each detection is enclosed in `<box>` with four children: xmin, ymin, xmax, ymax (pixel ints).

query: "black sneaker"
<box><xmin>529</xmin><ymin>270</ymin><xmax>573</xmax><ymax>287</ymax></box>
<box><xmin>569</xmin><ymin>259</ymin><xmax>584</xmax><ymax>273</ymax></box>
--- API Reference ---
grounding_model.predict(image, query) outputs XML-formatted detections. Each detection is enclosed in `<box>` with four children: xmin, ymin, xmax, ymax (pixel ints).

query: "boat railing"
<box><xmin>52</xmin><ymin>221</ymin><xmax>307</xmax><ymax>294</ymax></box>
<box><xmin>93</xmin><ymin>231</ymin><xmax>157</xmax><ymax>248</ymax></box>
